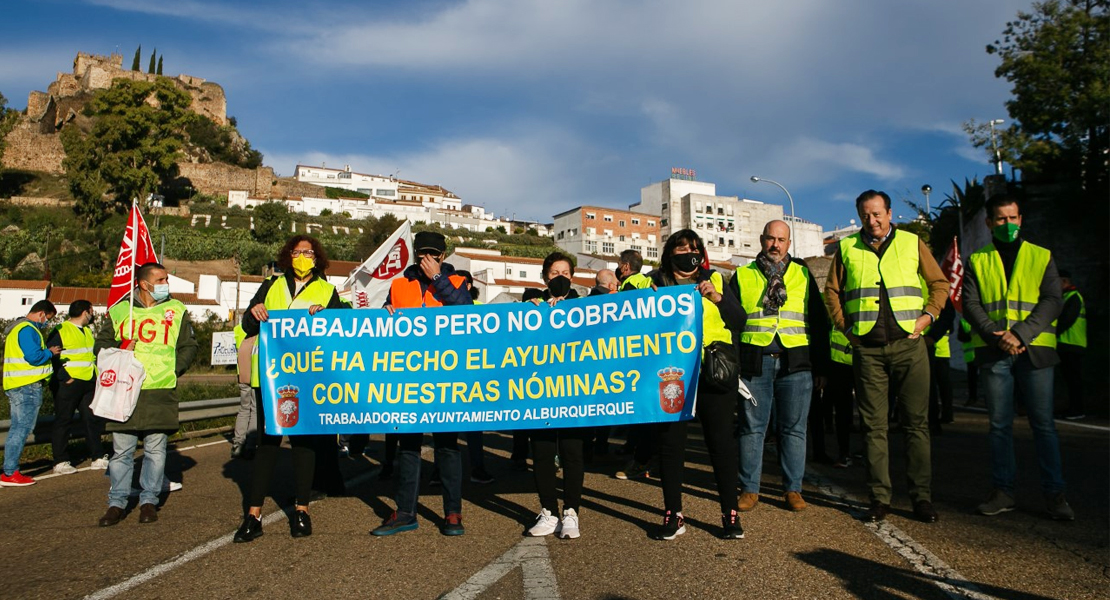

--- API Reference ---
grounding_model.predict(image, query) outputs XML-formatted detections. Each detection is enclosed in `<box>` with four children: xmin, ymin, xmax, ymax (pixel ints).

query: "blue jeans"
<box><xmin>395</xmin><ymin>432</ymin><xmax>462</xmax><ymax>515</ymax></box>
<box><xmin>3</xmin><ymin>382</ymin><xmax>44</xmax><ymax>476</ymax></box>
<box><xmin>740</xmin><ymin>355</ymin><xmax>813</xmax><ymax>493</ymax></box>
<box><xmin>982</xmin><ymin>356</ymin><xmax>1065</xmax><ymax>495</ymax></box>
<box><xmin>108</xmin><ymin>431</ymin><xmax>168</xmax><ymax>508</ymax></box>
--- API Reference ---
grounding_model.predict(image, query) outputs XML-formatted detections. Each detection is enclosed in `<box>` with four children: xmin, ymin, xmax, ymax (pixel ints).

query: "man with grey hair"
<box><xmin>590</xmin><ymin>269</ymin><xmax>619</xmax><ymax>296</ymax></box>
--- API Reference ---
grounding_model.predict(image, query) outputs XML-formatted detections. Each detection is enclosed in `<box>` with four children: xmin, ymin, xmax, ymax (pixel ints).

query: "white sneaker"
<box><xmin>53</xmin><ymin>461</ymin><xmax>78</xmax><ymax>475</ymax></box>
<box><xmin>526</xmin><ymin>508</ymin><xmax>560</xmax><ymax>537</ymax></box>
<box><xmin>90</xmin><ymin>456</ymin><xmax>110</xmax><ymax>470</ymax></box>
<box><xmin>129</xmin><ymin>479</ymin><xmax>182</xmax><ymax>497</ymax></box>
<box><xmin>557</xmin><ymin>508</ymin><xmax>580</xmax><ymax>539</ymax></box>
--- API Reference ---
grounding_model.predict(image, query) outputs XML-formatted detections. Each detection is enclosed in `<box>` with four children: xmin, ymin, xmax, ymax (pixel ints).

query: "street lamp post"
<box><xmin>921</xmin><ymin>184</ymin><xmax>932</xmax><ymax>217</ymax></box>
<box><xmin>988</xmin><ymin>119</ymin><xmax>1005</xmax><ymax>177</ymax></box>
<box><xmin>750</xmin><ymin>176</ymin><xmax>795</xmax><ymax>236</ymax></box>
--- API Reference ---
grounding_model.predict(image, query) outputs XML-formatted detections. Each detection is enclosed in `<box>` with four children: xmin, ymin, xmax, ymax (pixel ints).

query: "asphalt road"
<box><xmin>1</xmin><ymin>407</ymin><xmax>1106</xmax><ymax>600</ymax></box>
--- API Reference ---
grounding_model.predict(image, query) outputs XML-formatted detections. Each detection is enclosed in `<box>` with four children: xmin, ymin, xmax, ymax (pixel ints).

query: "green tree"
<box><xmin>148</xmin><ymin>48</ymin><xmax>157</xmax><ymax>74</ymax></box>
<box><xmin>61</xmin><ymin>78</ymin><xmax>193</xmax><ymax>224</ymax></box>
<box><xmin>966</xmin><ymin>0</ymin><xmax>1109</xmax><ymax>194</ymax></box>
<box><xmin>252</xmin><ymin>201</ymin><xmax>290</xmax><ymax>242</ymax></box>
<box><xmin>354</xmin><ymin>214</ymin><xmax>401</xmax><ymax>259</ymax></box>
<box><xmin>157</xmin><ymin>56</ymin><xmax>163</xmax><ymax>75</ymax></box>
<box><xmin>132</xmin><ymin>45</ymin><xmax>141</xmax><ymax>71</ymax></box>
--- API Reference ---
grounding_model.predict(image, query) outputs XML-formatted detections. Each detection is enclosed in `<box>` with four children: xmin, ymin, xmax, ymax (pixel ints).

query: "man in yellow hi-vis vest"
<box><xmin>964</xmin><ymin>194</ymin><xmax>1072</xmax><ymax>521</ymax></box>
<box><xmin>2</xmin><ymin>300</ymin><xmax>60</xmax><ymax>487</ymax></box>
<box><xmin>825</xmin><ymin>190</ymin><xmax>949</xmax><ymax>525</ymax></box>
<box><xmin>95</xmin><ymin>262</ymin><xmax>197</xmax><ymax>527</ymax></box>
<box><xmin>47</xmin><ymin>300</ymin><xmax>108</xmax><ymax>475</ymax></box>
<box><xmin>1056</xmin><ymin>269</ymin><xmax>1086</xmax><ymax>420</ymax></box>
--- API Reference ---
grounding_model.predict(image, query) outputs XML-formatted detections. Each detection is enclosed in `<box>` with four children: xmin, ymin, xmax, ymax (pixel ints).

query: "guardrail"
<box><xmin>0</xmin><ymin>397</ymin><xmax>240</xmax><ymax>447</ymax></box>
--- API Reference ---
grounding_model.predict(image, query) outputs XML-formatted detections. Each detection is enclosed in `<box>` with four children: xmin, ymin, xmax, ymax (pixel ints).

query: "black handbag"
<box><xmin>701</xmin><ymin>341</ymin><xmax>738</xmax><ymax>393</ymax></box>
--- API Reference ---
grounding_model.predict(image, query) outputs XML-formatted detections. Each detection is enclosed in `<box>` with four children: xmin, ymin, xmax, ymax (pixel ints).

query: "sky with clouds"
<box><xmin>2</xmin><ymin>0</ymin><xmax>1031</xmax><ymax>229</ymax></box>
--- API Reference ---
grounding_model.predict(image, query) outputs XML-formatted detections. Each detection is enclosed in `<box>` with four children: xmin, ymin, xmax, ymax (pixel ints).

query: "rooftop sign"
<box><xmin>670</xmin><ymin>167</ymin><xmax>696</xmax><ymax>181</ymax></box>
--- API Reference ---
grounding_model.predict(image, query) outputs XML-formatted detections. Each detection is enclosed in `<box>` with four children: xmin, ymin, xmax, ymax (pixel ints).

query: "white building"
<box><xmin>0</xmin><ymin>280</ymin><xmax>49</xmax><ymax>320</ymax></box>
<box><xmin>295</xmin><ymin>164</ymin><xmax>399</xmax><ymax>198</ymax></box>
<box><xmin>444</xmin><ymin>248</ymin><xmax>597</xmax><ymax>302</ymax></box>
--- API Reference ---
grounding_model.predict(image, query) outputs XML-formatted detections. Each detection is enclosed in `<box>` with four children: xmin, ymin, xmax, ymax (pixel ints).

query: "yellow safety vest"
<box><xmin>3</xmin><ymin>321</ymin><xmax>52</xmax><ymax>390</ymax></box>
<box><xmin>108</xmin><ymin>300</ymin><xmax>187</xmax><ymax>390</ymax></box>
<box><xmin>57</xmin><ymin>321</ymin><xmax>96</xmax><ymax>381</ymax></box>
<box><xmin>839</xmin><ymin>230</ymin><xmax>924</xmax><ymax>336</ymax></box>
<box><xmin>968</xmin><ymin>242</ymin><xmax>1056</xmax><ymax>350</ymax></box>
<box><xmin>251</xmin><ymin>276</ymin><xmax>336</xmax><ymax>387</ymax></box>
<box><xmin>829</xmin><ymin>328</ymin><xmax>853</xmax><ymax>366</ymax></box>
<box><xmin>702</xmin><ymin>271</ymin><xmax>731</xmax><ymax>348</ymax></box>
<box><xmin>734</xmin><ymin>261</ymin><xmax>810</xmax><ymax>348</ymax></box>
<box><xmin>1059</xmin><ymin>290</ymin><xmax>1087</xmax><ymax>348</ymax></box>
<box><xmin>622</xmin><ymin>273</ymin><xmax>653</xmax><ymax>290</ymax></box>
<box><xmin>959</xmin><ymin>319</ymin><xmax>974</xmax><ymax>363</ymax></box>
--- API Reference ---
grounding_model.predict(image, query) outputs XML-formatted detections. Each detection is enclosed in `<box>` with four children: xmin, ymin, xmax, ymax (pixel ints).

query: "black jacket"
<box><xmin>728</xmin><ymin>257</ymin><xmax>830</xmax><ymax>378</ymax></box>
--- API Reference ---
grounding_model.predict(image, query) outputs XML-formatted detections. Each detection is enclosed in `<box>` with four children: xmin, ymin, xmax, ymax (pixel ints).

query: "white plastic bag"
<box><xmin>90</xmin><ymin>347</ymin><xmax>147</xmax><ymax>422</ymax></box>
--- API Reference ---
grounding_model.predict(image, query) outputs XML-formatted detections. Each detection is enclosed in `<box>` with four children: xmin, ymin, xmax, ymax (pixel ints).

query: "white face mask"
<box><xmin>148</xmin><ymin>283</ymin><xmax>170</xmax><ymax>301</ymax></box>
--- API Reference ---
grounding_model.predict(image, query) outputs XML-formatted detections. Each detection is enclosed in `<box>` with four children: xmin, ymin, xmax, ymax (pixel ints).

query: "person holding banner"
<box><xmin>95</xmin><ymin>263</ymin><xmax>197</xmax><ymax>526</ymax></box>
<box><xmin>650</xmin><ymin>230</ymin><xmax>746</xmax><ymax>541</ymax></box>
<box><xmin>372</xmin><ymin>231</ymin><xmax>473</xmax><ymax>537</ymax></box>
<box><xmin>521</xmin><ymin>251</ymin><xmax>588</xmax><ymax>539</ymax></box>
<box><xmin>234</xmin><ymin>236</ymin><xmax>348</xmax><ymax>542</ymax></box>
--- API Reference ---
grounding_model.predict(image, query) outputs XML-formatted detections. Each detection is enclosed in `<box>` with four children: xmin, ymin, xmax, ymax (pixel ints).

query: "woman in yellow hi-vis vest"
<box><xmin>234</xmin><ymin>235</ymin><xmax>348</xmax><ymax>543</ymax></box>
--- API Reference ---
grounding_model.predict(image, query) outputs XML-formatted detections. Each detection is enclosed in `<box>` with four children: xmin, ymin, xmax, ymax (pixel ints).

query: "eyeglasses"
<box><xmin>417</xmin><ymin>250</ymin><xmax>443</xmax><ymax>258</ymax></box>
<box><xmin>291</xmin><ymin>250</ymin><xmax>316</xmax><ymax>257</ymax></box>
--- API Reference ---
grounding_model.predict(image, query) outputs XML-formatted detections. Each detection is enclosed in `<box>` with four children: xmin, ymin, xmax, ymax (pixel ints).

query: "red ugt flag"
<box><xmin>107</xmin><ymin>204</ymin><xmax>158</xmax><ymax>308</ymax></box>
<box><xmin>940</xmin><ymin>236</ymin><xmax>963</xmax><ymax>313</ymax></box>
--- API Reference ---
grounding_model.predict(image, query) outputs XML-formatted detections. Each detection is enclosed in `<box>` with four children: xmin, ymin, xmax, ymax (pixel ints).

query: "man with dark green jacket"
<box><xmin>95</xmin><ymin>262</ymin><xmax>197</xmax><ymax>527</ymax></box>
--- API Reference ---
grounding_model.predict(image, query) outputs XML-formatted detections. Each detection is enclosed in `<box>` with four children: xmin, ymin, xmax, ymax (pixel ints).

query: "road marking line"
<box><xmin>808</xmin><ymin>473</ymin><xmax>998</xmax><ymax>600</ymax></box>
<box><xmin>440</xmin><ymin>537</ymin><xmax>560</xmax><ymax>600</ymax></box>
<box><xmin>82</xmin><ymin>458</ymin><xmax>377</xmax><ymax>600</ymax></box>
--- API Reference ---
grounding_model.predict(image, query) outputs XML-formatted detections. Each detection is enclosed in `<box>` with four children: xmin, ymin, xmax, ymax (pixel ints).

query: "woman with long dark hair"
<box><xmin>522</xmin><ymin>251</ymin><xmax>587</xmax><ymax>539</ymax></box>
<box><xmin>650</xmin><ymin>229</ymin><xmax>746</xmax><ymax>540</ymax></box>
<box><xmin>233</xmin><ymin>235</ymin><xmax>349</xmax><ymax>542</ymax></box>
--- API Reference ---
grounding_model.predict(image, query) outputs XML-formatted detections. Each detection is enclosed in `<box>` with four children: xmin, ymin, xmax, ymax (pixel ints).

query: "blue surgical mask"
<box><xmin>151</xmin><ymin>284</ymin><xmax>170</xmax><ymax>302</ymax></box>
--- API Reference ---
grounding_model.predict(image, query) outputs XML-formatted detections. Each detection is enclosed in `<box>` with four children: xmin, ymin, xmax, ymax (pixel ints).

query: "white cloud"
<box><xmin>748</xmin><ymin>137</ymin><xmax>906</xmax><ymax>187</ymax></box>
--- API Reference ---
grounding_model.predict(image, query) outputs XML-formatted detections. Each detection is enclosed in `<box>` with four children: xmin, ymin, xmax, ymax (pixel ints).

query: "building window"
<box><xmin>21</xmin><ymin>297</ymin><xmax>34</xmax><ymax>305</ymax></box>
<box><xmin>647</xmin><ymin>247</ymin><xmax>659</xmax><ymax>259</ymax></box>
<box><xmin>618</xmin><ymin>235</ymin><xmax>626</xmax><ymax>241</ymax></box>
<box><xmin>603</xmin><ymin>215</ymin><xmax>613</xmax><ymax>222</ymax></box>
<box><xmin>705</xmin><ymin>205</ymin><xmax>713</xmax><ymax>214</ymax></box>
<box><xmin>586</xmin><ymin>212</ymin><xmax>596</xmax><ymax>219</ymax></box>
<box><xmin>632</xmin><ymin>245</ymin><xmax>642</xmax><ymax>253</ymax></box>
<box><xmin>648</xmin><ymin>220</ymin><xmax>656</xmax><ymax>227</ymax></box>
<box><xmin>661</xmin><ymin>203</ymin><xmax>668</xmax><ymax>210</ymax></box>
<box><xmin>718</xmin><ymin>207</ymin><xmax>724</xmax><ymax>215</ymax></box>
<box><xmin>602</xmin><ymin>242</ymin><xmax>614</xmax><ymax>254</ymax></box>
<box><xmin>728</xmin><ymin>239</ymin><xmax>735</xmax><ymax>247</ymax></box>
<box><xmin>557</xmin><ymin>232</ymin><xmax>564</xmax><ymax>240</ymax></box>
<box><xmin>632</xmin><ymin>218</ymin><xmax>640</xmax><ymax>225</ymax></box>
<box><xmin>520</xmin><ymin>271</ymin><xmax>527</xmax><ymax>278</ymax></box>
<box><xmin>505</xmin><ymin>267</ymin><xmax>513</xmax><ymax>276</ymax></box>
<box><xmin>719</xmin><ymin>237</ymin><xmax>725</xmax><ymax>246</ymax></box>
<box><xmin>619</xmin><ymin>220</ymin><xmax>625</xmax><ymax>227</ymax></box>
<box><xmin>586</xmin><ymin>241</ymin><xmax>597</xmax><ymax>252</ymax></box>
<box><xmin>376</xmin><ymin>189</ymin><xmax>395</xmax><ymax>196</ymax></box>
<box><xmin>661</xmin><ymin>218</ymin><xmax>668</xmax><ymax>227</ymax></box>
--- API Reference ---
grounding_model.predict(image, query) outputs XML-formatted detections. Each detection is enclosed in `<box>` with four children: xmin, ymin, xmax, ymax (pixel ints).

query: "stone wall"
<box><xmin>179</xmin><ymin>163</ymin><xmax>276</xmax><ymax>197</ymax></box>
<box><xmin>1</xmin><ymin>123</ymin><xmax>66</xmax><ymax>174</ymax></box>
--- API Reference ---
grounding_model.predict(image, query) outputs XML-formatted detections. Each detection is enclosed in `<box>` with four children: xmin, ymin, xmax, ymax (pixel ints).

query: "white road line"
<box><xmin>808</xmin><ymin>472</ymin><xmax>998</xmax><ymax>600</ymax></box>
<box><xmin>440</xmin><ymin>537</ymin><xmax>560</xmax><ymax>600</ymax></box>
<box><xmin>82</xmin><ymin>452</ymin><xmax>377</xmax><ymax>600</ymax></box>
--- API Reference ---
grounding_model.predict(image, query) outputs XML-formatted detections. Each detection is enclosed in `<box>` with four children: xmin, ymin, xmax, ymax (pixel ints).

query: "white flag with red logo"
<box><xmin>343</xmin><ymin>221</ymin><xmax>414</xmax><ymax>308</ymax></box>
<box><xmin>940</xmin><ymin>235</ymin><xmax>963</xmax><ymax>312</ymax></box>
<box><xmin>107</xmin><ymin>203</ymin><xmax>158</xmax><ymax>308</ymax></box>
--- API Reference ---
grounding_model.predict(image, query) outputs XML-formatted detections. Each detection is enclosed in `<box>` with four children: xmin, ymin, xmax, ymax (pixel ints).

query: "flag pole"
<box><xmin>129</xmin><ymin>197</ymin><xmax>138</xmax><ymax>341</ymax></box>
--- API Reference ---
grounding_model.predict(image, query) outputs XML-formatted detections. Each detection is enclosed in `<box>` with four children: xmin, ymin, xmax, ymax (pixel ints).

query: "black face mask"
<box><xmin>547</xmin><ymin>275</ymin><xmax>572</xmax><ymax>298</ymax></box>
<box><xmin>670</xmin><ymin>253</ymin><xmax>702</xmax><ymax>274</ymax></box>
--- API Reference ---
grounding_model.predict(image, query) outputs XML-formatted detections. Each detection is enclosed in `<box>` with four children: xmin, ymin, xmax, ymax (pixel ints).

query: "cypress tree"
<box><xmin>148</xmin><ymin>48</ymin><xmax>156</xmax><ymax>74</ymax></box>
<box><xmin>131</xmin><ymin>45</ymin><xmax>141</xmax><ymax>71</ymax></box>
<box><xmin>156</xmin><ymin>56</ymin><xmax>163</xmax><ymax>75</ymax></box>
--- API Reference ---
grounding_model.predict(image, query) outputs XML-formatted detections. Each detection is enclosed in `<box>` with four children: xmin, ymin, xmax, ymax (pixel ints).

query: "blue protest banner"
<box><xmin>258</xmin><ymin>286</ymin><xmax>704</xmax><ymax>435</ymax></box>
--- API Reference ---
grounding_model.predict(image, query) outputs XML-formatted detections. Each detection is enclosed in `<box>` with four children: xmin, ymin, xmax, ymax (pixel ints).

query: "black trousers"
<box><xmin>823</xmin><ymin>363</ymin><xmax>856</xmax><ymax>460</ymax></box>
<box><xmin>247</xmin><ymin>388</ymin><xmax>317</xmax><ymax>507</ymax></box>
<box><xmin>929</xmin><ymin>356</ymin><xmax>954</xmax><ymax>424</ymax></box>
<box><xmin>531</xmin><ymin>428</ymin><xmax>585</xmax><ymax>513</ymax></box>
<box><xmin>51</xmin><ymin>378</ymin><xmax>104</xmax><ymax>463</ymax></box>
<box><xmin>658</xmin><ymin>383</ymin><xmax>739</xmax><ymax>514</ymax></box>
<box><xmin>1057</xmin><ymin>349</ymin><xmax>1084</xmax><ymax>415</ymax></box>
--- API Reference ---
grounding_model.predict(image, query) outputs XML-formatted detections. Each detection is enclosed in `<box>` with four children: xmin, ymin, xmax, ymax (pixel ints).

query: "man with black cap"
<box><xmin>371</xmin><ymin>231</ymin><xmax>473</xmax><ymax>537</ymax></box>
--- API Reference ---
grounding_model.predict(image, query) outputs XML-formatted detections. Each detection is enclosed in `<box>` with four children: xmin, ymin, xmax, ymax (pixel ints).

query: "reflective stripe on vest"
<box><xmin>390</xmin><ymin>275</ymin><xmax>467</xmax><ymax>308</ymax></box>
<box><xmin>108</xmin><ymin>300</ymin><xmax>186</xmax><ymax>390</ymax></box>
<box><xmin>735</xmin><ymin>261</ymin><xmax>810</xmax><ymax>348</ymax></box>
<box><xmin>622</xmin><ymin>273</ymin><xmax>653</xmax><ymax>290</ymax></box>
<box><xmin>968</xmin><ymin>242</ymin><xmax>1056</xmax><ymax>350</ymax></box>
<box><xmin>251</xmin><ymin>277</ymin><xmax>337</xmax><ymax>387</ymax></box>
<box><xmin>702</xmin><ymin>271</ymin><xmax>731</xmax><ymax>348</ymax></box>
<box><xmin>2</xmin><ymin>321</ymin><xmax>52</xmax><ymax>390</ymax></box>
<box><xmin>1059</xmin><ymin>290</ymin><xmax>1087</xmax><ymax>348</ymax></box>
<box><xmin>58</xmin><ymin>321</ymin><xmax>96</xmax><ymax>380</ymax></box>
<box><xmin>839</xmin><ymin>230</ymin><xmax>924</xmax><ymax>336</ymax></box>
<box><xmin>829</xmin><ymin>328</ymin><xmax>853</xmax><ymax>366</ymax></box>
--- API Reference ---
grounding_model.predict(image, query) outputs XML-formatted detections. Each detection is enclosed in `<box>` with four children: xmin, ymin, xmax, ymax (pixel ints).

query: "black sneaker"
<box><xmin>470</xmin><ymin>467</ymin><xmax>495</xmax><ymax>484</ymax></box>
<box><xmin>652</xmin><ymin>510</ymin><xmax>686</xmax><ymax>541</ymax></box>
<box><xmin>233</xmin><ymin>514</ymin><xmax>264</xmax><ymax>543</ymax></box>
<box><xmin>721</xmin><ymin>510</ymin><xmax>745</xmax><ymax>539</ymax></box>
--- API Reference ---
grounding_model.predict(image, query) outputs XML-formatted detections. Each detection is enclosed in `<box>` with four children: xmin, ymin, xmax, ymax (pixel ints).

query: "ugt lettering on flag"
<box><xmin>940</xmin><ymin>236</ymin><xmax>963</xmax><ymax>313</ymax></box>
<box><xmin>107</xmin><ymin>203</ymin><xmax>158</xmax><ymax>308</ymax></box>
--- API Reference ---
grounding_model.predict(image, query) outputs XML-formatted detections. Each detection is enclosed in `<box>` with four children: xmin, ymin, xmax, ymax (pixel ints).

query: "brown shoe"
<box><xmin>738</xmin><ymin>492</ymin><xmax>760</xmax><ymax>512</ymax></box>
<box><xmin>98</xmin><ymin>506</ymin><xmax>124</xmax><ymax>527</ymax></box>
<box><xmin>785</xmin><ymin>491</ymin><xmax>808</xmax><ymax>512</ymax></box>
<box><xmin>139</xmin><ymin>503</ymin><xmax>158</xmax><ymax>524</ymax></box>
